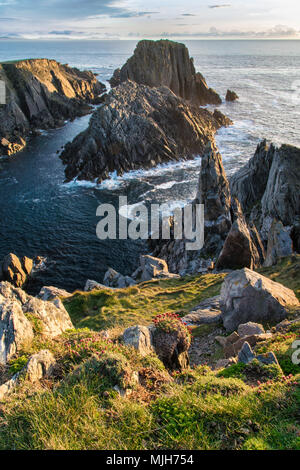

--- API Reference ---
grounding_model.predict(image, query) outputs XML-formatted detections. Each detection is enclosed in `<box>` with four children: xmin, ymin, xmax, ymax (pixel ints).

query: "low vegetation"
<box><xmin>0</xmin><ymin>256</ymin><xmax>299</xmax><ymax>450</ymax></box>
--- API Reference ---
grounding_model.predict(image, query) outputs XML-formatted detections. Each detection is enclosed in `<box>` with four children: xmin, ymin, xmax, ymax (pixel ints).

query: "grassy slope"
<box><xmin>0</xmin><ymin>256</ymin><xmax>299</xmax><ymax>450</ymax></box>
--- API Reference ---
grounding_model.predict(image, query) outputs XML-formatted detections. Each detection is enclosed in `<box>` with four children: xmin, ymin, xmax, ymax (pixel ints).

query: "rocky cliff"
<box><xmin>110</xmin><ymin>40</ymin><xmax>222</xmax><ymax>106</ymax></box>
<box><xmin>231</xmin><ymin>141</ymin><xmax>300</xmax><ymax>244</ymax></box>
<box><xmin>60</xmin><ymin>80</ymin><xmax>232</xmax><ymax>182</ymax></box>
<box><xmin>0</xmin><ymin>59</ymin><xmax>105</xmax><ymax>155</ymax></box>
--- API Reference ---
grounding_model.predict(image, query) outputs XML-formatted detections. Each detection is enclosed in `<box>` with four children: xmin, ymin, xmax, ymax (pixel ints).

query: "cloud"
<box><xmin>159</xmin><ymin>24</ymin><xmax>299</xmax><ymax>39</ymax></box>
<box><xmin>209</xmin><ymin>4</ymin><xmax>231</xmax><ymax>8</ymax></box>
<box><xmin>0</xmin><ymin>0</ymin><xmax>157</xmax><ymax>21</ymax></box>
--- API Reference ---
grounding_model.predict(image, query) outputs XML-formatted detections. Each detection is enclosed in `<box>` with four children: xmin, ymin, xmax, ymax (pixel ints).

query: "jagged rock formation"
<box><xmin>230</xmin><ymin>140</ymin><xmax>275</xmax><ymax>216</ymax></box>
<box><xmin>147</xmin><ymin>139</ymin><xmax>300</xmax><ymax>274</ymax></box>
<box><xmin>216</xmin><ymin>216</ymin><xmax>261</xmax><ymax>270</ymax></box>
<box><xmin>103</xmin><ymin>268</ymin><xmax>135</xmax><ymax>289</ymax></box>
<box><xmin>220</xmin><ymin>268</ymin><xmax>299</xmax><ymax>331</ymax></box>
<box><xmin>1</xmin><ymin>253</ymin><xmax>33</xmax><ymax>287</ymax></box>
<box><xmin>132</xmin><ymin>255</ymin><xmax>180</xmax><ymax>282</ymax></box>
<box><xmin>226</xmin><ymin>89</ymin><xmax>239</xmax><ymax>102</ymax></box>
<box><xmin>264</xmin><ymin>220</ymin><xmax>293</xmax><ymax>267</ymax></box>
<box><xmin>110</xmin><ymin>40</ymin><xmax>222</xmax><ymax>106</ymax></box>
<box><xmin>0</xmin><ymin>281</ymin><xmax>73</xmax><ymax>364</ymax></box>
<box><xmin>231</xmin><ymin>141</ymin><xmax>300</xmax><ymax>245</ymax></box>
<box><xmin>0</xmin><ymin>59</ymin><xmax>104</xmax><ymax>155</ymax></box>
<box><xmin>60</xmin><ymin>80</ymin><xmax>231</xmax><ymax>182</ymax></box>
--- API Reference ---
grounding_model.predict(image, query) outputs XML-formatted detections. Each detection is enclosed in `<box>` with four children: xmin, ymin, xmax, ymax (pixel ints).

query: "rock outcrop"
<box><xmin>123</xmin><ymin>325</ymin><xmax>155</xmax><ymax>357</ymax></box>
<box><xmin>1</xmin><ymin>253</ymin><xmax>32</xmax><ymax>287</ymax></box>
<box><xmin>226</xmin><ymin>90</ymin><xmax>239</xmax><ymax>102</ymax></box>
<box><xmin>216</xmin><ymin>216</ymin><xmax>261</xmax><ymax>270</ymax></box>
<box><xmin>110</xmin><ymin>40</ymin><xmax>222</xmax><ymax>106</ymax></box>
<box><xmin>264</xmin><ymin>220</ymin><xmax>293</xmax><ymax>267</ymax></box>
<box><xmin>38</xmin><ymin>286</ymin><xmax>72</xmax><ymax>301</ymax></box>
<box><xmin>0</xmin><ymin>281</ymin><xmax>73</xmax><ymax>364</ymax></box>
<box><xmin>231</xmin><ymin>141</ymin><xmax>300</xmax><ymax>247</ymax></box>
<box><xmin>230</xmin><ymin>140</ymin><xmax>275</xmax><ymax>216</ymax></box>
<box><xmin>0</xmin><ymin>59</ymin><xmax>104</xmax><ymax>156</ymax></box>
<box><xmin>148</xmin><ymin>141</ymin><xmax>233</xmax><ymax>275</ymax></box>
<box><xmin>103</xmin><ymin>268</ymin><xmax>135</xmax><ymax>289</ymax></box>
<box><xmin>0</xmin><ymin>350</ymin><xmax>56</xmax><ymax>400</ymax></box>
<box><xmin>220</xmin><ymin>268</ymin><xmax>299</xmax><ymax>331</ymax></box>
<box><xmin>132</xmin><ymin>255</ymin><xmax>180</xmax><ymax>282</ymax></box>
<box><xmin>61</xmin><ymin>80</ymin><xmax>231</xmax><ymax>182</ymax></box>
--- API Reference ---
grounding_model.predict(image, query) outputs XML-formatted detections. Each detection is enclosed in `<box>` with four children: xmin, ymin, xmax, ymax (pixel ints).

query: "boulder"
<box><xmin>182</xmin><ymin>296</ymin><xmax>222</xmax><ymax>325</ymax></box>
<box><xmin>60</xmin><ymin>80</ymin><xmax>231</xmax><ymax>183</ymax></box>
<box><xmin>238</xmin><ymin>342</ymin><xmax>279</xmax><ymax>367</ymax></box>
<box><xmin>84</xmin><ymin>280</ymin><xmax>111</xmax><ymax>292</ymax></box>
<box><xmin>264</xmin><ymin>220</ymin><xmax>293</xmax><ymax>267</ymax></box>
<box><xmin>152</xmin><ymin>328</ymin><xmax>189</xmax><ymax>371</ymax></box>
<box><xmin>214</xmin><ymin>357</ymin><xmax>237</xmax><ymax>370</ymax></box>
<box><xmin>217</xmin><ymin>216</ymin><xmax>261</xmax><ymax>270</ymax></box>
<box><xmin>0</xmin><ymin>349</ymin><xmax>56</xmax><ymax>400</ymax></box>
<box><xmin>21</xmin><ymin>256</ymin><xmax>33</xmax><ymax>276</ymax></box>
<box><xmin>237</xmin><ymin>322</ymin><xmax>265</xmax><ymax>337</ymax></box>
<box><xmin>226</xmin><ymin>89</ymin><xmax>239</xmax><ymax>102</ymax></box>
<box><xmin>1</xmin><ymin>253</ymin><xmax>27</xmax><ymax>287</ymax></box>
<box><xmin>110</xmin><ymin>39</ymin><xmax>222</xmax><ymax>106</ymax></box>
<box><xmin>237</xmin><ymin>342</ymin><xmax>256</xmax><ymax>364</ymax></box>
<box><xmin>220</xmin><ymin>268</ymin><xmax>299</xmax><ymax>331</ymax></box>
<box><xmin>0</xmin><ymin>299</ymin><xmax>34</xmax><ymax>365</ymax></box>
<box><xmin>24</xmin><ymin>350</ymin><xmax>56</xmax><ymax>383</ymax></box>
<box><xmin>0</xmin><ymin>282</ymin><xmax>73</xmax><ymax>365</ymax></box>
<box><xmin>103</xmin><ymin>268</ymin><xmax>135</xmax><ymax>289</ymax></box>
<box><xmin>123</xmin><ymin>325</ymin><xmax>154</xmax><ymax>357</ymax></box>
<box><xmin>139</xmin><ymin>255</ymin><xmax>179</xmax><ymax>282</ymax></box>
<box><xmin>38</xmin><ymin>286</ymin><xmax>72</xmax><ymax>301</ymax></box>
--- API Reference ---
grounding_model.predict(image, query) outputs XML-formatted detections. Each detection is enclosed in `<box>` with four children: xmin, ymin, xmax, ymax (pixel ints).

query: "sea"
<box><xmin>0</xmin><ymin>39</ymin><xmax>299</xmax><ymax>293</ymax></box>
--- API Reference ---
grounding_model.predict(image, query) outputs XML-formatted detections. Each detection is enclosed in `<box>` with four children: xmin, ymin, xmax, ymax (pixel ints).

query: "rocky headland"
<box><xmin>60</xmin><ymin>80</ymin><xmax>231</xmax><ymax>182</ymax></box>
<box><xmin>0</xmin><ymin>59</ymin><xmax>105</xmax><ymax>156</ymax></box>
<box><xmin>60</xmin><ymin>39</ymin><xmax>234</xmax><ymax>182</ymax></box>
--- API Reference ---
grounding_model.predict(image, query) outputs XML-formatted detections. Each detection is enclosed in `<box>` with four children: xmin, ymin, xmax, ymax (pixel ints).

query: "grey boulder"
<box><xmin>220</xmin><ymin>268</ymin><xmax>299</xmax><ymax>331</ymax></box>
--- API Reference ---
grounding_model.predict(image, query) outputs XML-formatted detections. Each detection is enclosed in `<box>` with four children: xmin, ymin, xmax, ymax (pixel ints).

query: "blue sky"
<box><xmin>0</xmin><ymin>0</ymin><xmax>299</xmax><ymax>39</ymax></box>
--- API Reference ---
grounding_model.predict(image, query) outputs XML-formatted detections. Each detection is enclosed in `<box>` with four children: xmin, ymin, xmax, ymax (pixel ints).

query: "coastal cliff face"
<box><xmin>60</xmin><ymin>80</ymin><xmax>231</xmax><ymax>182</ymax></box>
<box><xmin>231</xmin><ymin>141</ymin><xmax>300</xmax><ymax>241</ymax></box>
<box><xmin>0</xmin><ymin>59</ymin><xmax>104</xmax><ymax>156</ymax></box>
<box><xmin>110</xmin><ymin>40</ymin><xmax>222</xmax><ymax>106</ymax></box>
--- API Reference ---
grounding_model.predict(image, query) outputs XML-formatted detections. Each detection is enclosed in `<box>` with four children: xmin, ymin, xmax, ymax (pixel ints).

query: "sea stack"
<box><xmin>110</xmin><ymin>39</ymin><xmax>222</xmax><ymax>106</ymax></box>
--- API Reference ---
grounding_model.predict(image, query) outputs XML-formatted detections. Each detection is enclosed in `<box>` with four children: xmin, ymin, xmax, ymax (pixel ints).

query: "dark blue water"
<box><xmin>0</xmin><ymin>40</ymin><xmax>299</xmax><ymax>292</ymax></box>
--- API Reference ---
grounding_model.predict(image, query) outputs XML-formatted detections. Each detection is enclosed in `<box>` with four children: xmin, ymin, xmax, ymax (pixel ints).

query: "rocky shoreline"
<box><xmin>0</xmin><ymin>59</ymin><xmax>105</xmax><ymax>156</ymax></box>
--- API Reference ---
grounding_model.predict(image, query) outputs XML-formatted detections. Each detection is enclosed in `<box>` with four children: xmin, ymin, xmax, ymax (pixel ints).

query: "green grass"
<box><xmin>0</xmin><ymin>257</ymin><xmax>299</xmax><ymax>450</ymax></box>
<box><xmin>63</xmin><ymin>274</ymin><xmax>226</xmax><ymax>331</ymax></box>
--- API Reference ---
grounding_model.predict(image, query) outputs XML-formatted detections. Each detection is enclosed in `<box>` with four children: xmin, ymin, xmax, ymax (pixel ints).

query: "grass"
<box><xmin>0</xmin><ymin>256</ymin><xmax>299</xmax><ymax>450</ymax></box>
<box><xmin>63</xmin><ymin>273</ymin><xmax>226</xmax><ymax>331</ymax></box>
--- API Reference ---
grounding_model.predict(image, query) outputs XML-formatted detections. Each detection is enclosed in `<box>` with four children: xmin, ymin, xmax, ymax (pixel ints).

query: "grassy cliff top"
<box><xmin>0</xmin><ymin>256</ymin><xmax>299</xmax><ymax>450</ymax></box>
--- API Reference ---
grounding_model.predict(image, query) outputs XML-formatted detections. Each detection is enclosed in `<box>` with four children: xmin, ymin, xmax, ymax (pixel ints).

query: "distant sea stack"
<box><xmin>0</xmin><ymin>59</ymin><xmax>105</xmax><ymax>156</ymax></box>
<box><xmin>60</xmin><ymin>80</ymin><xmax>232</xmax><ymax>183</ymax></box>
<box><xmin>110</xmin><ymin>40</ymin><xmax>222</xmax><ymax>106</ymax></box>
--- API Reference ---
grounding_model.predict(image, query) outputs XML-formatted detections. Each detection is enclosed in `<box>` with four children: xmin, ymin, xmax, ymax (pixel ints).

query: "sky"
<box><xmin>0</xmin><ymin>0</ymin><xmax>299</xmax><ymax>40</ymax></box>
